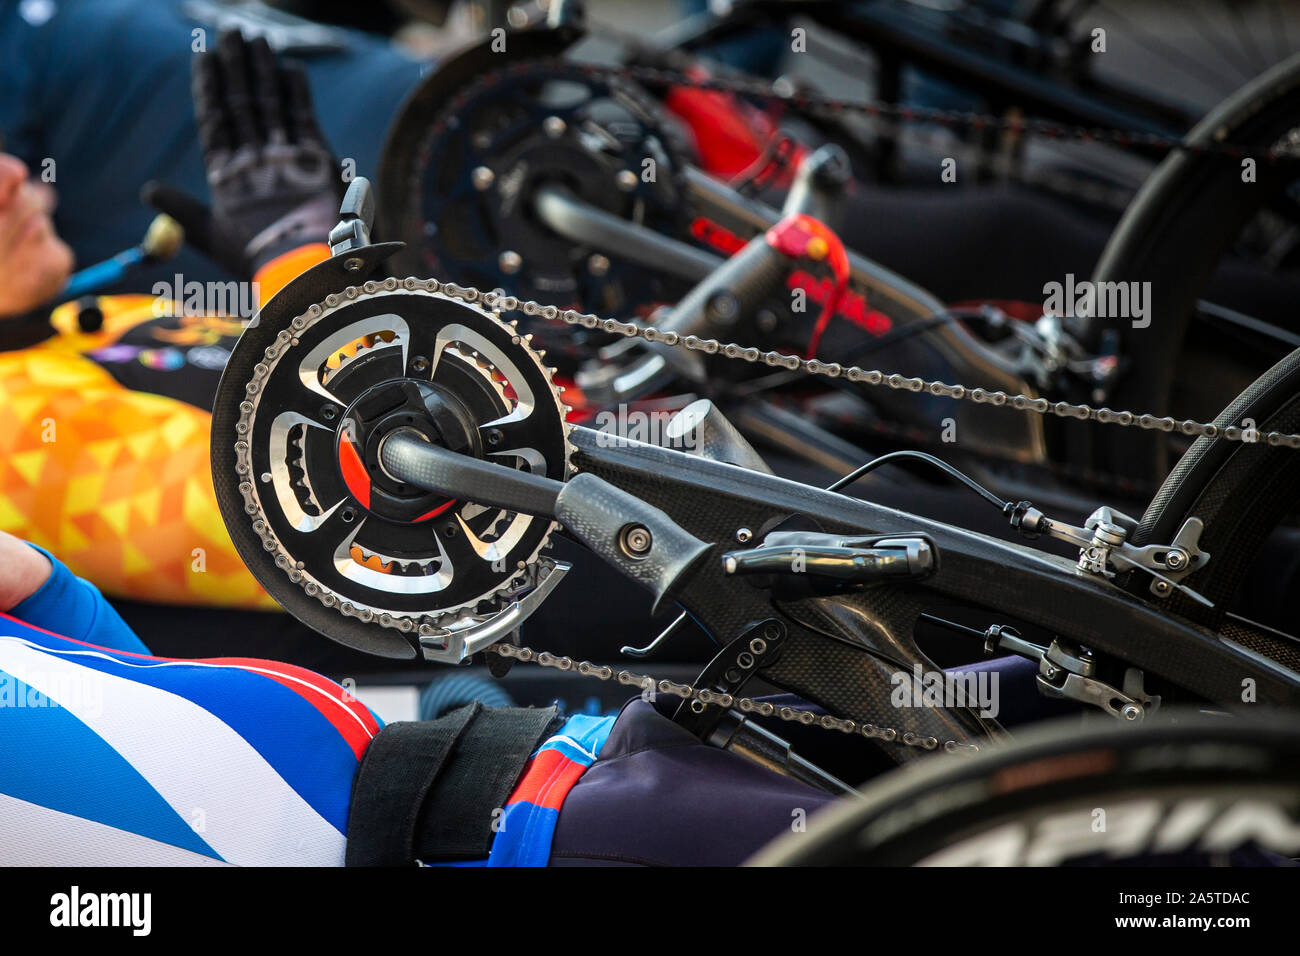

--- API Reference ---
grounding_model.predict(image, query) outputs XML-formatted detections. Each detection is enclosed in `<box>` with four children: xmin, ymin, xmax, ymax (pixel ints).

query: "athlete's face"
<box><xmin>0</xmin><ymin>153</ymin><xmax>74</xmax><ymax>318</ymax></box>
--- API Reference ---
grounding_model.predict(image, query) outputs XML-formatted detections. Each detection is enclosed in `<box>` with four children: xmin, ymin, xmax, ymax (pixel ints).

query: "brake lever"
<box><xmin>721</xmin><ymin>532</ymin><xmax>935</xmax><ymax>590</ymax></box>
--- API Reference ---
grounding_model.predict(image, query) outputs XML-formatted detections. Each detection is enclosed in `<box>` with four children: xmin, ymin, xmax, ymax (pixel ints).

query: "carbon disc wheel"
<box><xmin>750</xmin><ymin>711</ymin><xmax>1300</xmax><ymax>866</ymax></box>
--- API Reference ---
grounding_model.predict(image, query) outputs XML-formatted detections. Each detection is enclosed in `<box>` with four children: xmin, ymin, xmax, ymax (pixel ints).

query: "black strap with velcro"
<box><xmin>345</xmin><ymin>702</ymin><xmax>560</xmax><ymax>866</ymax></box>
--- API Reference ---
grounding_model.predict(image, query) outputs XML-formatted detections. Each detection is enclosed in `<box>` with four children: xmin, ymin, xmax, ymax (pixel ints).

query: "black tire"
<box><xmin>748</xmin><ymin>711</ymin><xmax>1300</xmax><ymax>866</ymax></box>
<box><xmin>1081</xmin><ymin>51</ymin><xmax>1300</xmax><ymax>481</ymax></box>
<box><xmin>1128</xmin><ymin>347</ymin><xmax>1300</xmax><ymax>674</ymax></box>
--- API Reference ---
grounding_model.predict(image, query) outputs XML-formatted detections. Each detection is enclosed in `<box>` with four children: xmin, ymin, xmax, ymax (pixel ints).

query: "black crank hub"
<box><xmin>382</xmin><ymin>58</ymin><xmax>688</xmax><ymax>328</ymax></box>
<box><xmin>338</xmin><ymin>378</ymin><xmax>483</xmax><ymax>523</ymax></box>
<box><xmin>495</xmin><ymin>139</ymin><xmax>634</xmax><ymax>287</ymax></box>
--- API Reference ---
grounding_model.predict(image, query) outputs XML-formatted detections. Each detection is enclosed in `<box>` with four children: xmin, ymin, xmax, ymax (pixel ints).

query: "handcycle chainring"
<box><xmin>385</xmin><ymin>57</ymin><xmax>690</xmax><ymax>325</ymax></box>
<box><xmin>227</xmin><ymin>277</ymin><xmax>573</xmax><ymax>658</ymax></box>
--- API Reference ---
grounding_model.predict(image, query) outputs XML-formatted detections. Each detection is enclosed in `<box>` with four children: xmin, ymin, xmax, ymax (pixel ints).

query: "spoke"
<box><xmin>485</xmin><ymin>110</ymin><xmax>540</xmax><ymax>154</ymax></box>
<box><xmin>1225</xmin><ymin>0</ymin><xmax>1270</xmax><ymax>74</ymax></box>
<box><xmin>1097</xmin><ymin>1</ymin><xmax>1243</xmax><ymax>94</ymax></box>
<box><xmin>1271</xmin><ymin>0</ymin><xmax>1293</xmax><ymax>66</ymax></box>
<box><xmin>1195</xmin><ymin>300</ymin><xmax>1300</xmax><ymax>349</ymax></box>
<box><xmin>301</xmin><ymin>499</ymin><xmax>360</xmax><ymax>569</ymax></box>
<box><xmin>264</xmin><ymin>365</ymin><xmax>336</xmax><ymax>421</ymax></box>
<box><xmin>1181</xmin><ymin>0</ymin><xmax>1256</xmax><ymax>84</ymax></box>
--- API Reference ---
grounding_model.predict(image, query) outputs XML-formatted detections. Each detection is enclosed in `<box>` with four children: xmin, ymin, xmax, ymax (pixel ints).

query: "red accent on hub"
<box><xmin>414</xmin><ymin>500</ymin><xmax>457</xmax><ymax>523</ymax></box>
<box><xmin>338</xmin><ymin>433</ymin><xmax>371</xmax><ymax>509</ymax></box>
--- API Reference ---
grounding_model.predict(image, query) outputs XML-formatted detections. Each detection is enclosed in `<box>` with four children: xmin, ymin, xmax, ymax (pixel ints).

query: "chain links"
<box><xmin>491</xmin><ymin>642</ymin><xmax>980</xmax><ymax>755</ymax></box>
<box><xmin>232</xmin><ymin>276</ymin><xmax>570</xmax><ymax>640</ymax></box>
<box><xmin>237</xmin><ymin>58</ymin><xmax>1300</xmax><ymax>758</ymax></box>
<box><xmin>461</xmin><ymin>286</ymin><xmax>1300</xmax><ymax>449</ymax></box>
<box><xmin>235</xmin><ymin>278</ymin><xmax>1298</xmax><ymax>755</ymax></box>
<box><xmin>575</xmin><ymin>61</ymin><xmax>1297</xmax><ymax>164</ymax></box>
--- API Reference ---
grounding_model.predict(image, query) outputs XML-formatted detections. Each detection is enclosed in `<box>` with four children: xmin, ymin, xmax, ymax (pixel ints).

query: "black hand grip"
<box><xmin>555</xmin><ymin>473</ymin><xmax>711</xmax><ymax>613</ymax></box>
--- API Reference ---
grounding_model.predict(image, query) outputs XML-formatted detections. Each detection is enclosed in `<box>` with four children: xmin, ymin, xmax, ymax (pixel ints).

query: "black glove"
<box><xmin>144</xmin><ymin>30</ymin><xmax>342</xmax><ymax>278</ymax></box>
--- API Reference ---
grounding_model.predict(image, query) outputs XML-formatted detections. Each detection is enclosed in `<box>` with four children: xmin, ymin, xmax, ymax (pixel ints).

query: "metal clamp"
<box><xmin>328</xmin><ymin>177</ymin><xmax>375</xmax><ymax>261</ymax></box>
<box><xmin>721</xmin><ymin>531</ymin><xmax>935</xmax><ymax>584</ymax></box>
<box><xmin>417</xmin><ymin>559</ymin><xmax>570</xmax><ymax>663</ymax></box>
<box><xmin>1036</xmin><ymin>639</ymin><xmax>1160</xmax><ymax>721</ymax></box>
<box><xmin>1011</xmin><ymin>503</ymin><xmax>1211</xmax><ymax>607</ymax></box>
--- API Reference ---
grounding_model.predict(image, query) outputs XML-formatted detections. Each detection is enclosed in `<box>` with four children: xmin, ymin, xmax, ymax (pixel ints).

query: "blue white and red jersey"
<box><xmin>0</xmin><ymin>548</ymin><xmax>384</xmax><ymax>866</ymax></box>
<box><xmin>0</xmin><ymin>545</ymin><xmax>838</xmax><ymax>867</ymax></box>
<box><xmin>0</xmin><ymin>545</ymin><xmax>618</xmax><ymax>867</ymax></box>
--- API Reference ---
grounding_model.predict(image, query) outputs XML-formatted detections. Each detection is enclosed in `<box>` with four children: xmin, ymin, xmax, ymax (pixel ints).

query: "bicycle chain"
<box><xmin>572</xmin><ymin>61</ymin><xmax>1300</xmax><ymax>164</ymax></box>
<box><xmin>238</xmin><ymin>266</ymin><xmax>1297</xmax><ymax>757</ymax></box>
<box><xmin>424</xmin><ymin>275</ymin><xmax>1300</xmax><ymax>757</ymax></box>
<box><xmin>241</xmin><ymin>62</ymin><xmax>1300</xmax><ymax>754</ymax></box>
<box><xmin>444</xmin><ymin>282</ymin><xmax>1300</xmax><ymax>449</ymax></box>
<box><xmin>490</xmin><ymin>642</ymin><xmax>980</xmax><ymax>755</ymax></box>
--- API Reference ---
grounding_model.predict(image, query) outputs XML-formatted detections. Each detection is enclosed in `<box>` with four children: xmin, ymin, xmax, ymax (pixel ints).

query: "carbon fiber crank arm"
<box><xmin>381</xmin><ymin>431</ymin><xmax>712</xmax><ymax>614</ymax></box>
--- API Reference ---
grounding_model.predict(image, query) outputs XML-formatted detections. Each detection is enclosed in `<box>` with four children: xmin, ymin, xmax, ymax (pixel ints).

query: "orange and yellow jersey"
<box><xmin>0</xmin><ymin>245</ymin><xmax>329</xmax><ymax>608</ymax></box>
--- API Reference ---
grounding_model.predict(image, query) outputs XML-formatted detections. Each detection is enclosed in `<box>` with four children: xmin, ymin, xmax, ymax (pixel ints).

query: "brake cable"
<box><xmin>827</xmin><ymin>449</ymin><xmax>1009</xmax><ymax>511</ymax></box>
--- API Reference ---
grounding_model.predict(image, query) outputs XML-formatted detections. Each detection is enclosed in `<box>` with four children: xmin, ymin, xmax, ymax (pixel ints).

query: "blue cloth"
<box><xmin>0</xmin><ymin>603</ymin><xmax>382</xmax><ymax>865</ymax></box>
<box><xmin>9</xmin><ymin>543</ymin><xmax>149</xmax><ymax>655</ymax></box>
<box><xmin>487</xmin><ymin>713</ymin><xmax>616</xmax><ymax>867</ymax></box>
<box><xmin>0</xmin><ymin>0</ymin><xmax>423</xmax><ymax>291</ymax></box>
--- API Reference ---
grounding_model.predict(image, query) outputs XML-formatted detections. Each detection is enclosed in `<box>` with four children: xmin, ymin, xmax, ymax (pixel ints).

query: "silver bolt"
<box><xmin>616</xmin><ymin>169</ymin><xmax>638</xmax><ymax>191</ymax></box>
<box><xmin>620</xmin><ymin>524</ymin><xmax>653</xmax><ymax>557</ymax></box>
<box><xmin>1120</xmin><ymin>703</ymin><xmax>1143</xmax><ymax>721</ymax></box>
<box><xmin>472</xmin><ymin>166</ymin><xmax>495</xmax><ymax>191</ymax></box>
<box><xmin>1092</xmin><ymin>521</ymin><xmax>1127</xmax><ymax>548</ymax></box>
<box><xmin>736</xmin><ymin>527</ymin><xmax>753</xmax><ymax>544</ymax></box>
<box><xmin>260</xmin><ymin>471</ymin><xmax>272</xmax><ymax>483</ymax></box>
<box><xmin>1164</xmin><ymin>549</ymin><xmax>1188</xmax><ymax>571</ymax></box>
<box><xmin>749</xmin><ymin>637</ymin><xmax>767</xmax><ymax>655</ymax></box>
<box><xmin>587</xmin><ymin>253</ymin><xmax>611</xmax><ymax>276</ymax></box>
<box><xmin>499</xmin><ymin>250</ymin><xmax>523</xmax><ymax>274</ymax></box>
<box><xmin>343</xmin><ymin>257</ymin><xmax>365</xmax><ymax>273</ymax></box>
<box><xmin>543</xmin><ymin>116</ymin><xmax>566</xmax><ymax>139</ymax></box>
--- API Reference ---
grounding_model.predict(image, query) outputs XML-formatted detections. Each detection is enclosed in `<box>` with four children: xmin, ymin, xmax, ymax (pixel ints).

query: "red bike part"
<box><xmin>765</xmin><ymin>214</ymin><xmax>851</xmax><ymax>357</ymax></box>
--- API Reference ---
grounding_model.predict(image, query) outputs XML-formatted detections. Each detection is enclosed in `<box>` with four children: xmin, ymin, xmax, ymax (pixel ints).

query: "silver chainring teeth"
<box><xmin>234</xmin><ymin>277</ymin><xmax>574</xmax><ymax>642</ymax></box>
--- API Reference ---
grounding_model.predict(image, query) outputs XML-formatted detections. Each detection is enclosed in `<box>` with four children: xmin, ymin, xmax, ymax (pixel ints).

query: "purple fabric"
<box><xmin>549</xmin><ymin>699</ymin><xmax>834</xmax><ymax>866</ymax></box>
<box><xmin>951</xmin><ymin>655</ymin><xmax>1080</xmax><ymax>726</ymax></box>
<box><xmin>547</xmin><ymin>656</ymin><xmax>1078</xmax><ymax>865</ymax></box>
